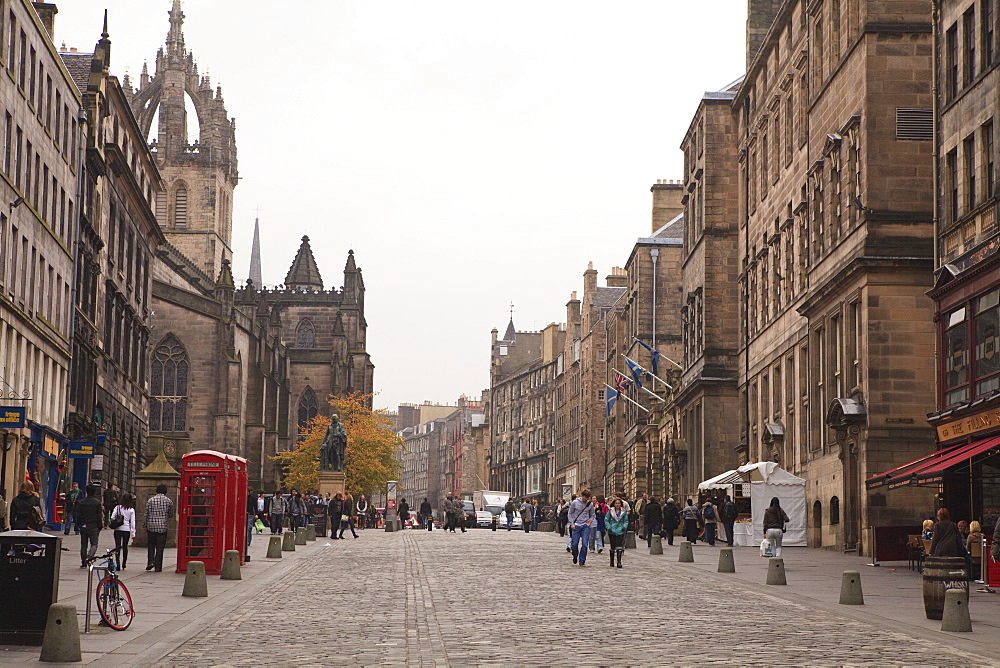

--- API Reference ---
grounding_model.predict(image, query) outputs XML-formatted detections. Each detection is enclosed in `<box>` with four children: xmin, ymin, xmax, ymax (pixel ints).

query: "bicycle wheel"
<box><xmin>96</xmin><ymin>576</ymin><xmax>134</xmax><ymax>630</ymax></box>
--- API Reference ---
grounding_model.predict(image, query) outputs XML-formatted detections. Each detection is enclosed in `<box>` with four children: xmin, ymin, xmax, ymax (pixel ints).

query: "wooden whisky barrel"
<box><xmin>922</xmin><ymin>555</ymin><xmax>969</xmax><ymax>620</ymax></box>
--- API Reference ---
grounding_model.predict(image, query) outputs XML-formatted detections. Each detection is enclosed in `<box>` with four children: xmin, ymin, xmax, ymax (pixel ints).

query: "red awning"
<box><xmin>865</xmin><ymin>442</ymin><xmax>966</xmax><ymax>490</ymax></box>
<box><xmin>874</xmin><ymin>436</ymin><xmax>1000</xmax><ymax>490</ymax></box>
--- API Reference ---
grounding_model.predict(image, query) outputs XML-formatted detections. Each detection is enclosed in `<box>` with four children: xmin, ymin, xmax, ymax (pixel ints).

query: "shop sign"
<box><xmin>936</xmin><ymin>406</ymin><xmax>1000</xmax><ymax>441</ymax></box>
<box><xmin>68</xmin><ymin>441</ymin><xmax>95</xmax><ymax>458</ymax></box>
<box><xmin>91</xmin><ymin>455</ymin><xmax>104</xmax><ymax>471</ymax></box>
<box><xmin>0</xmin><ymin>406</ymin><xmax>26</xmax><ymax>428</ymax></box>
<box><xmin>44</xmin><ymin>434</ymin><xmax>60</xmax><ymax>457</ymax></box>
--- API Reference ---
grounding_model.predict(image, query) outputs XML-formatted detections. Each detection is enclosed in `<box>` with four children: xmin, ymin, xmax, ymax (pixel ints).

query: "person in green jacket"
<box><xmin>605</xmin><ymin>498</ymin><xmax>629</xmax><ymax>569</ymax></box>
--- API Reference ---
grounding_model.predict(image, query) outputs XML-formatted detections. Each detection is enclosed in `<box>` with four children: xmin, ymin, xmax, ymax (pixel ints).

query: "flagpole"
<box><xmin>620</xmin><ymin>356</ymin><xmax>674</xmax><ymax>390</ymax></box>
<box><xmin>663</xmin><ymin>355</ymin><xmax>683</xmax><ymax>370</ymax></box>
<box><xmin>618</xmin><ymin>392</ymin><xmax>648</xmax><ymax>412</ymax></box>
<box><xmin>613</xmin><ymin>368</ymin><xmax>666</xmax><ymax>400</ymax></box>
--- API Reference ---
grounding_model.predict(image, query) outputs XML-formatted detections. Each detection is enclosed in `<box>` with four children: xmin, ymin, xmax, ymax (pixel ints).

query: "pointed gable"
<box><xmin>284</xmin><ymin>236</ymin><xmax>324</xmax><ymax>290</ymax></box>
<box><xmin>502</xmin><ymin>318</ymin><xmax>516</xmax><ymax>342</ymax></box>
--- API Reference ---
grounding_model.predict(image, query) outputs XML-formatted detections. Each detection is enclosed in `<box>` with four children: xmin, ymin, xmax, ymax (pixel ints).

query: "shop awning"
<box><xmin>866</xmin><ymin>436</ymin><xmax>1000</xmax><ymax>490</ymax></box>
<box><xmin>697</xmin><ymin>469</ymin><xmax>742</xmax><ymax>491</ymax></box>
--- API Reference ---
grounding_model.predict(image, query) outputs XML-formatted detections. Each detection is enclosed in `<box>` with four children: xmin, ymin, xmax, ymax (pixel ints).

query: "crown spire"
<box><xmin>284</xmin><ymin>236</ymin><xmax>324</xmax><ymax>291</ymax></box>
<box><xmin>166</xmin><ymin>0</ymin><xmax>185</xmax><ymax>55</ymax></box>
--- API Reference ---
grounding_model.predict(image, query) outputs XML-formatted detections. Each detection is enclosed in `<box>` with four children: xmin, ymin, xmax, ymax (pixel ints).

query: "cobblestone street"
<box><xmin>146</xmin><ymin>529</ymin><xmax>997</xmax><ymax>667</ymax></box>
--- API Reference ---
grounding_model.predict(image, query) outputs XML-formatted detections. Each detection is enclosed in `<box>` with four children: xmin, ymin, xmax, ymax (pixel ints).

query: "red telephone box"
<box><xmin>177</xmin><ymin>450</ymin><xmax>246</xmax><ymax>575</ymax></box>
<box><xmin>225</xmin><ymin>454</ymin><xmax>248</xmax><ymax>564</ymax></box>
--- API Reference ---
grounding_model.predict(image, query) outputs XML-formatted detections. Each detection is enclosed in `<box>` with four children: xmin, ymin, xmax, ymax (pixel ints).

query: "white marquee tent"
<box><xmin>698</xmin><ymin>462</ymin><xmax>807</xmax><ymax>547</ymax></box>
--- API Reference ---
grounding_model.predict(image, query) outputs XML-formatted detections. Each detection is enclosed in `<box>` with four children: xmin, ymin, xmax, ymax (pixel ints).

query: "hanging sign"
<box><xmin>0</xmin><ymin>406</ymin><xmax>26</xmax><ymax>428</ymax></box>
<box><xmin>68</xmin><ymin>441</ymin><xmax>95</xmax><ymax>458</ymax></box>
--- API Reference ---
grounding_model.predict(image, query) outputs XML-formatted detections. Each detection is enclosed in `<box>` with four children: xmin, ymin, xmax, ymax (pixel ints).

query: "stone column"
<box><xmin>133</xmin><ymin>452</ymin><xmax>181</xmax><ymax>548</ymax></box>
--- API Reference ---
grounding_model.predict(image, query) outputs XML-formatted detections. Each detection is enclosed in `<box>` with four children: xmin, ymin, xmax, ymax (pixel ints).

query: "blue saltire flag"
<box><xmin>605</xmin><ymin>385</ymin><xmax>619</xmax><ymax>417</ymax></box>
<box><xmin>635</xmin><ymin>338</ymin><xmax>660</xmax><ymax>376</ymax></box>
<box><xmin>624</xmin><ymin>356</ymin><xmax>645</xmax><ymax>389</ymax></box>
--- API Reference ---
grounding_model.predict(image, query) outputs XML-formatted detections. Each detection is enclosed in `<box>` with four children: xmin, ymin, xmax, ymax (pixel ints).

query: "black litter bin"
<box><xmin>0</xmin><ymin>530</ymin><xmax>62</xmax><ymax>645</ymax></box>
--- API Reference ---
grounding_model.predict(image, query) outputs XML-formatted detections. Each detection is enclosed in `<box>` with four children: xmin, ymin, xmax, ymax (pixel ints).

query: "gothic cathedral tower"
<box><xmin>125</xmin><ymin>0</ymin><xmax>238</xmax><ymax>279</ymax></box>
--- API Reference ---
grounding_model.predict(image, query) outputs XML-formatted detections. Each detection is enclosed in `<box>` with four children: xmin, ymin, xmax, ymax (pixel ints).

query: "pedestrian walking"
<box><xmin>329</xmin><ymin>493</ymin><xmax>344</xmax><ymax>538</ymax></box>
<box><xmin>420</xmin><ymin>498</ymin><xmax>433</xmax><ymax>530</ymax></box>
<box><xmin>605</xmin><ymin>498</ymin><xmax>628</xmax><ymax>568</ymax></box>
<box><xmin>589</xmin><ymin>495</ymin><xmax>608</xmax><ymax>553</ymax></box>
<box><xmin>643</xmin><ymin>496</ymin><xmax>663</xmax><ymax>548</ymax></box>
<box><xmin>504</xmin><ymin>499</ymin><xmax>516</xmax><ymax>531</ymax></box>
<box><xmin>356</xmin><ymin>495</ymin><xmax>370</xmax><ymax>530</ymax></box>
<box><xmin>339</xmin><ymin>493</ymin><xmax>359</xmax><ymax>538</ymax></box>
<box><xmin>287</xmin><ymin>489</ymin><xmax>307</xmax><ymax>529</ymax></box>
<box><xmin>143</xmin><ymin>484</ymin><xmax>174</xmax><ymax>572</ymax></box>
<box><xmin>519</xmin><ymin>498</ymin><xmax>533</xmax><ymax>533</ymax></box>
<box><xmin>10</xmin><ymin>481</ymin><xmax>43</xmax><ymax>530</ymax></box>
<box><xmin>681</xmin><ymin>499</ymin><xmax>701</xmax><ymax>544</ymax></box>
<box><xmin>398</xmin><ymin>498</ymin><xmax>411</xmax><ymax>528</ymax></box>
<box><xmin>447</xmin><ymin>495</ymin><xmax>466</xmax><ymax>533</ymax></box>
<box><xmin>568</xmin><ymin>489</ymin><xmax>596</xmax><ymax>567</ymax></box>
<box><xmin>77</xmin><ymin>484</ymin><xmax>104</xmax><ymax>567</ymax></box>
<box><xmin>762</xmin><ymin>497</ymin><xmax>790</xmax><ymax>558</ymax></box>
<box><xmin>556</xmin><ymin>499</ymin><xmax>568</xmax><ymax>537</ymax></box>
<box><xmin>63</xmin><ymin>482</ymin><xmax>82</xmax><ymax>535</ymax></box>
<box><xmin>662</xmin><ymin>498</ymin><xmax>680</xmax><ymax>546</ymax></box>
<box><xmin>110</xmin><ymin>493</ymin><xmax>136</xmax><ymax>569</ymax></box>
<box><xmin>532</xmin><ymin>498</ymin><xmax>540</xmax><ymax>530</ymax></box>
<box><xmin>564</xmin><ymin>494</ymin><xmax>577</xmax><ymax>551</ymax></box>
<box><xmin>269</xmin><ymin>492</ymin><xmax>288</xmax><ymax>534</ymax></box>
<box><xmin>103</xmin><ymin>484</ymin><xmax>119</xmax><ymax>524</ymax></box>
<box><xmin>719</xmin><ymin>495</ymin><xmax>738</xmax><ymax>546</ymax></box>
<box><xmin>634</xmin><ymin>493</ymin><xmax>649</xmax><ymax>539</ymax></box>
<box><xmin>701</xmin><ymin>498</ymin><xmax>719</xmax><ymax>546</ymax></box>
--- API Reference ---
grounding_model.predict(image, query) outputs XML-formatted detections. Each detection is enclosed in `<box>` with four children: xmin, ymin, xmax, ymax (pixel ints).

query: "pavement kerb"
<box><xmin>618</xmin><ymin>537</ymin><xmax>1000</xmax><ymax>664</ymax></box>
<box><xmin>92</xmin><ymin>537</ymin><xmax>327</xmax><ymax>667</ymax></box>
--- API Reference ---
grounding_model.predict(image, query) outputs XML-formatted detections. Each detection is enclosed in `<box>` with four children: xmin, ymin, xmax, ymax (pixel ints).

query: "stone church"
<box><xmin>123</xmin><ymin>1</ymin><xmax>374</xmax><ymax>489</ymax></box>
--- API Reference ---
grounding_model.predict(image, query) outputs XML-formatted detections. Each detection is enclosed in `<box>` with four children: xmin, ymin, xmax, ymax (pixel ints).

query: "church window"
<box><xmin>297</xmin><ymin>387</ymin><xmax>319</xmax><ymax>432</ymax></box>
<box><xmin>296</xmin><ymin>318</ymin><xmax>316</xmax><ymax>348</ymax></box>
<box><xmin>173</xmin><ymin>185</ymin><xmax>187</xmax><ymax>228</ymax></box>
<box><xmin>149</xmin><ymin>334</ymin><xmax>189</xmax><ymax>432</ymax></box>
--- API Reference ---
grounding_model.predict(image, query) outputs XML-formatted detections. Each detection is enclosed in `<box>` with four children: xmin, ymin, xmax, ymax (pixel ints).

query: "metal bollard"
<box><xmin>492</xmin><ymin>516</ymin><xmax>497</xmax><ymax>532</ymax></box>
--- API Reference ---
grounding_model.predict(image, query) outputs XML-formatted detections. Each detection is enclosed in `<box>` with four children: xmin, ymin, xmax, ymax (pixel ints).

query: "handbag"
<box><xmin>109</xmin><ymin>508</ymin><xmax>125</xmax><ymax>529</ymax></box>
<box><xmin>31</xmin><ymin>505</ymin><xmax>45</xmax><ymax>529</ymax></box>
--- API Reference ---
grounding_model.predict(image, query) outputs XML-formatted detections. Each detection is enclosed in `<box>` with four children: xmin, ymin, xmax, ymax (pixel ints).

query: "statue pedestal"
<box><xmin>318</xmin><ymin>471</ymin><xmax>345</xmax><ymax>498</ymax></box>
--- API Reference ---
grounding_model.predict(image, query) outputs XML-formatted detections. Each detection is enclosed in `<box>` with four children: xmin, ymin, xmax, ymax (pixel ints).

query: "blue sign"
<box><xmin>0</xmin><ymin>406</ymin><xmax>26</xmax><ymax>428</ymax></box>
<box><xmin>68</xmin><ymin>441</ymin><xmax>95</xmax><ymax>458</ymax></box>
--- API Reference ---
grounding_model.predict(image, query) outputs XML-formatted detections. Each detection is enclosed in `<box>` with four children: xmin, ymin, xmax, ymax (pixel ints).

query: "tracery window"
<box><xmin>150</xmin><ymin>335</ymin><xmax>189</xmax><ymax>432</ymax></box>
<box><xmin>297</xmin><ymin>387</ymin><xmax>319</xmax><ymax>432</ymax></box>
<box><xmin>296</xmin><ymin>318</ymin><xmax>316</xmax><ymax>348</ymax></box>
<box><xmin>173</xmin><ymin>184</ymin><xmax>187</xmax><ymax>228</ymax></box>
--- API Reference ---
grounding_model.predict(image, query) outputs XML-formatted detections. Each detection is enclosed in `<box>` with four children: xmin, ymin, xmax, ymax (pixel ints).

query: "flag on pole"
<box><xmin>635</xmin><ymin>338</ymin><xmax>660</xmax><ymax>376</ymax></box>
<box><xmin>605</xmin><ymin>385</ymin><xmax>619</xmax><ymax>417</ymax></box>
<box><xmin>623</xmin><ymin>356</ymin><xmax>645</xmax><ymax>389</ymax></box>
<box><xmin>614</xmin><ymin>372</ymin><xmax>631</xmax><ymax>394</ymax></box>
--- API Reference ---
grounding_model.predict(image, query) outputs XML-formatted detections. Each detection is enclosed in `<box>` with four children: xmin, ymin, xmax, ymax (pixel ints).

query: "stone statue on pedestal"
<box><xmin>320</xmin><ymin>414</ymin><xmax>347</xmax><ymax>472</ymax></box>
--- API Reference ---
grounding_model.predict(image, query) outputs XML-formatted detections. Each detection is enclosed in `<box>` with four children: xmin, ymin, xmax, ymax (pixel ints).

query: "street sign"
<box><xmin>0</xmin><ymin>406</ymin><xmax>26</xmax><ymax>428</ymax></box>
<box><xmin>68</xmin><ymin>441</ymin><xmax>95</xmax><ymax>458</ymax></box>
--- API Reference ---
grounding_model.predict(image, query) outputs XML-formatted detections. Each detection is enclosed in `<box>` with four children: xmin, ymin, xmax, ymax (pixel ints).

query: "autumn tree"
<box><xmin>271</xmin><ymin>393</ymin><xmax>402</xmax><ymax>495</ymax></box>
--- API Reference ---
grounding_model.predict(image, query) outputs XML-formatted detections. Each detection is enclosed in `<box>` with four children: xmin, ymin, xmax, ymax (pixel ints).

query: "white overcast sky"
<box><xmin>55</xmin><ymin>1</ymin><xmax>748</xmax><ymax>411</ymax></box>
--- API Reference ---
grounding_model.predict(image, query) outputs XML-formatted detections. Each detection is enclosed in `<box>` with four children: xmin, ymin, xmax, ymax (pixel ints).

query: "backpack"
<box><xmin>504</xmin><ymin>501</ymin><xmax>515</xmax><ymax>514</ymax></box>
<box><xmin>721</xmin><ymin>501</ymin><xmax>737</xmax><ymax>522</ymax></box>
<box><xmin>703</xmin><ymin>504</ymin><xmax>716</xmax><ymax>520</ymax></box>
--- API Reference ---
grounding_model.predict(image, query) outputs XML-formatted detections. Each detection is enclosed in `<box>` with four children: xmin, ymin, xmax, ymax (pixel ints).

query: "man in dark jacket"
<box><xmin>76</xmin><ymin>484</ymin><xmax>105</xmax><ymax>567</ymax></box>
<box><xmin>419</xmin><ymin>498</ymin><xmax>433</xmax><ymax>531</ymax></box>
<box><xmin>643</xmin><ymin>497</ymin><xmax>663</xmax><ymax>547</ymax></box>
<box><xmin>662</xmin><ymin>498</ymin><xmax>681</xmax><ymax>545</ymax></box>
<box><xmin>719</xmin><ymin>495</ymin><xmax>739</xmax><ymax>546</ymax></box>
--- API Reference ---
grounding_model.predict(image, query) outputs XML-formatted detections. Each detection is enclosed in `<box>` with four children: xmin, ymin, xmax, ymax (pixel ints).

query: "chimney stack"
<box><xmin>746</xmin><ymin>0</ymin><xmax>783</xmax><ymax>69</ymax></box>
<box><xmin>32</xmin><ymin>3</ymin><xmax>57</xmax><ymax>38</ymax></box>
<box><xmin>651</xmin><ymin>180</ymin><xmax>684</xmax><ymax>233</ymax></box>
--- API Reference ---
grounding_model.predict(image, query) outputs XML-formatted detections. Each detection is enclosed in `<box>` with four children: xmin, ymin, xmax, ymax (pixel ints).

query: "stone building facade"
<box><xmin>488</xmin><ymin>320</ymin><xmax>563</xmax><ymax>501</ymax></box>
<box><xmin>675</xmin><ymin>82</ymin><xmax>744</xmax><ymax>502</ymax></box>
<box><xmin>732</xmin><ymin>0</ymin><xmax>937</xmax><ymax>550</ymax></box>
<box><xmin>399</xmin><ymin>417</ymin><xmax>447</xmax><ymax>514</ymax></box>
<box><xmin>61</xmin><ymin>23</ymin><xmax>165</xmax><ymax>496</ymax></box>
<box><xmin>0</xmin><ymin>0</ymin><xmax>80</xmax><ymax>516</ymax></box>
<box><xmin>921</xmin><ymin>0</ymin><xmax>1000</xmax><ymax>529</ymax></box>
<box><xmin>119</xmin><ymin>2</ymin><xmax>373</xmax><ymax>490</ymax></box>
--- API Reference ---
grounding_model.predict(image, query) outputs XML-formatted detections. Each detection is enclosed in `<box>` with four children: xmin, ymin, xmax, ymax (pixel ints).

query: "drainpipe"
<box><xmin>931</xmin><ymin>0</ymin><xmax>940</xmax><ymax>271</ymax></box>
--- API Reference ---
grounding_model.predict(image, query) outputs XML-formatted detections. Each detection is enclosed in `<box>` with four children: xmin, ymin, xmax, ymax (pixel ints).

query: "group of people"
<box><xmin>2</xmin><ymin>480</ymin><xmax>174</xmax><ymax>572</ymax></box>
<box><xmin>501</xmin><ymin>498</ymin><xmax>542</xmax><ymax>531</ymax></box>
<box><xmin>251</xmin><ymin>489</ymin><xmax>372</xmax><ymax>539</ymax></box>
<box><xmin>921</xmin><ymin>508</ymin><xmax>1000</xmax><ymax>579</ymax></box>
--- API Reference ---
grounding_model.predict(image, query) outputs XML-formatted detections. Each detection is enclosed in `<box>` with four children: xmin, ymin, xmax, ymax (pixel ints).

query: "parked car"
<box><xmin>499</xmin><ymin>510</ymin><xmax>522</xmax><ymax>529</ymax></box>
<box><xmin>475</xmin><ymin>510</ymin><xmax>494</xmax><ymax>528</ymax></box>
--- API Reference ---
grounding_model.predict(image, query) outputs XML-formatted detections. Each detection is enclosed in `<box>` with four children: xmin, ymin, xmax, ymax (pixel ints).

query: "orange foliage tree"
<box><xmin>271</xmin><ymin>393</ymin><xmax>402</xmax><ymax>495</ymax></box>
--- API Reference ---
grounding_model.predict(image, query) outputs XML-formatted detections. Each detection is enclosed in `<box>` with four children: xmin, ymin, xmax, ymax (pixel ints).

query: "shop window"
<box><xmin>975</xmin><ymin>289</ymin><xmax>1000</xmax><ymax>395</ymax></box>
<box><xmin>945</xmin><ymin>307</ymin><xmax>970</xmax><ymax>405</ymax></box>
<box><xmin>830</xmin><ymin>496</ymin><xmax>840</xmax><ymax>525</ymax></box>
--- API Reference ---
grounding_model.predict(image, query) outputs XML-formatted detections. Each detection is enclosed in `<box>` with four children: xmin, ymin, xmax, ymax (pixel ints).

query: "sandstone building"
<box><xmin>732</xmin><ymin>0</ymin><xmax>937</xmax><ymax>550</ymax></box>
<box><xmin>0</xmin><ymin>1</ymin><xmax>80</xmax><ymax>515</ymax></box>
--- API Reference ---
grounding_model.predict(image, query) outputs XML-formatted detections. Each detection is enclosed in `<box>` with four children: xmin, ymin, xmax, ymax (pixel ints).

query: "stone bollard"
<box><xmin>839</xmin><ymin>571</ymin><xmax>864</xmax><ymax>605</ymax></box>
<box><xmin>295</xmin><ymin>527</ymin><xmax>307</xmax><ymax>545</ymax></box>
<box><xmin>182</xmin><ymin>561</ymin><xmax>209</xmax><ymax>597</ymax></box>
<box><xmin>306</xmin><ymin>524</ymin><xmax>317</xmax><ymax>541</ymax></box>
<box><xmin>940</xmin><ymin>589</ymin><xmax>973</xmax><ymax>632</ymax></box>
<box><xmin>282</xmin><ymin>531</ymin><xmax>296</xmax><ymax>551</ymax></box>
<box><xmin>39</xmin><ymin>603</ymin><xmax>81</xmax><ymax>663</ymax></box>
<box><xmin>649</xmin><ymin>535</ymin><xmax>663</xmax><ymax>555</ymax></box>
<box><xmin>266</xmin><ymin>535</ymin><xmax>283</xmax><ymax>558</ymax></box>
<box><xmin>221</xmin><ymin>550</ymin><xmax>242</xmax><ymax>580</ymax></box>
<box><xmin>766</xmin><ymin>557</ymin><xmax>787</xmax><ymax>585</ymax></box>
<box><xmin>625</xmin><ymin>531</ymin><xmax>637</xmax><ymax>549</ymax></box>
<box><xmin>678</xmin><ymin>541</ymin><xmax>694</xmax><ymax>563</ymax></box>
<box><xmin>718</xmin><ymin>547</ymin><xmax>736</xmax><ymax>573</ymax></box>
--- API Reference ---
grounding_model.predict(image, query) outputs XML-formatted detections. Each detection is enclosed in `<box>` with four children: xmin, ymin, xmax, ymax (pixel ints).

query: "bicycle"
<box><xmin>86</xmin><ymin>546</ymin><xmax>134</xmax><ymax>631</ymax></box>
